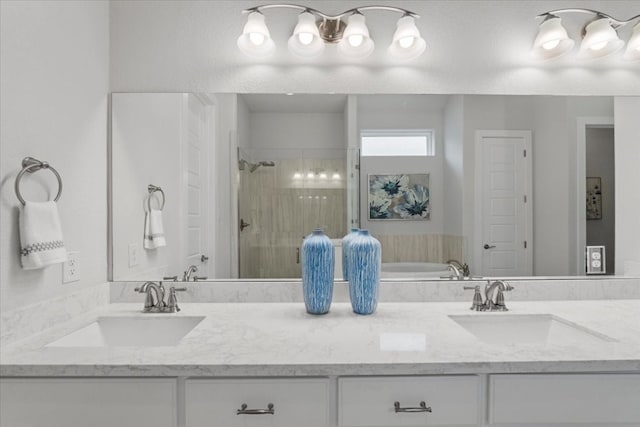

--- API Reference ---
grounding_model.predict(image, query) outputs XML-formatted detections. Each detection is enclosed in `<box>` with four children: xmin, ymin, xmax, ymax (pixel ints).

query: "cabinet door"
<box><xmin>0</xmin><ymin>378</ymin><xmax>176</xmax><ymax>427</ymax></box>
<box><xmin>185</xmin><ymin>378</ymin><xmax>330</xmax><ymax>427</ymax></box>
<box><xmin>489</xmin><ymin>373</ymin><xmax>640</xmax><ymax>425</ymax></box>
<box><xmin>339</xmin><ymin>376</ymin><xmax>481</xmax><ymax>426</ymax></box>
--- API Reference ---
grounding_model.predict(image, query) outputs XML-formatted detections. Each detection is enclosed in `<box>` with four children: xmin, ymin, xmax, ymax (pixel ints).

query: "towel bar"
<box><xmin>147</xmin><ymin>184</ymin><xmax>165</xmax><ymax>211</ymax></box>
<box><xmin>14</xmin><ymin>157</ymin><xmax>63</xmax><ymax>206</ymax></box>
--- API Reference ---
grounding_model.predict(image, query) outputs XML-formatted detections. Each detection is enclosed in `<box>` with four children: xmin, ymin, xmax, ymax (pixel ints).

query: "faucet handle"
<box><xmin>495</xmin><ymin>289</ymin><xmax>508</xmax><ymax>311</ymax></box>
<box><xmin>163</xmin><ymin>275</ymin><xmax>178</xmax><ymax>281</ymax></box>
<box><xmin>464</xmin><ymin>285</ymin><xmax>485</xmax><ymax>311</ymax></box>
<box><xmin>166</xmin><ymin>287</ymin><xmax>182</xmax><ymax>313</ymax></box>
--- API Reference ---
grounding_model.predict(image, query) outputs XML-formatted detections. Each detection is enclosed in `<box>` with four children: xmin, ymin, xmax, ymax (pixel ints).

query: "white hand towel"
<box><xmin>19</xmin><ymin>201</ymin><xmax>67</xmax><ymax>270</ymax></box>
<box><xmin>143</xmin><ymin>208</ymin><xmax>166</xmax><ymax>249</ymax></box>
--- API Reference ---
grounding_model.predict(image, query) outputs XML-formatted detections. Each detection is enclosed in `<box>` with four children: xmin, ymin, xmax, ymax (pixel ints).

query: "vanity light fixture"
<box><xmin>238</xmin><ymin>4</ymin><xmax>425</xmax><ymax>60</ymax></box>
<box><xmin>533</xmin><ymin>9</ymin><xmax>640</xmax><ymax>60</ymax></box>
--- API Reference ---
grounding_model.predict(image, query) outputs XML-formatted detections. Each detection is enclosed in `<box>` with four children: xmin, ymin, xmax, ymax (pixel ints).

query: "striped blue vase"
<box><xmin>347</xmin><ymin>230</ymin><xmax>381</xmax><ymax>315</ymax></box>
<box><xmin>341</xmin><ymin>228</ymin><xmax>359</xmax><ymax>281</ymax></box>
<box><xmin>302</xmin><ymin>229</ymin><xmax>335</xmax><ymax>315</ymax></box>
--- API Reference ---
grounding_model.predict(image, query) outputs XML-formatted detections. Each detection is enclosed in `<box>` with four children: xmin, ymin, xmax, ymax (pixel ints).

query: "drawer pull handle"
<box><xmin>236</xmin><ymin>403</ymin><xmax>275</xmax><ymax>415</ymax></box>
<box><xmin>394</xmin><ymin>401</ymin><xmax>432</xmax><ymax>413</ymax></box>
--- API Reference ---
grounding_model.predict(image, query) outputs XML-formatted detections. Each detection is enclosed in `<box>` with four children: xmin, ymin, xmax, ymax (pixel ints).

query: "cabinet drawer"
<box><xmin>0</xmin><ymin>378</ymin><xmax>176</xmax><ymax>427</ymax></box>
<box><xmin>339</xmin><ymin>376</ymin><xmax>481</xmax><ymax>427</ymax></box>
<box><xmin>489</xmin><ymin>373</ymin><xmax>640</xmax><ymax>425</ymax></box>
<box><xmin>185</xmin><ymin>378</ymin><xmax>330</xmax><ymax>427</ymax></box>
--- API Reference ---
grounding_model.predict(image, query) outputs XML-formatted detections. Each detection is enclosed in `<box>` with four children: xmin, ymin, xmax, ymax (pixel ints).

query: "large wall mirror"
<box><xmin>110</xmin><ymin>93</ymin><xmax>623</xmax><ymax>282</ymax></box>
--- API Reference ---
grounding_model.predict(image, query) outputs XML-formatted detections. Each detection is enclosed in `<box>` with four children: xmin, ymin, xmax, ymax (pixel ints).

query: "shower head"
<box><xmin>249</xmin><ymin>161</ymin><xmax>276</xmax><ymax>173</ymax></box>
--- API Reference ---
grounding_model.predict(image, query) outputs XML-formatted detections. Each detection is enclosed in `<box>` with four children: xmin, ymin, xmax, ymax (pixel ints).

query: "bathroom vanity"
<box><xmin>2</xmin><ymin>293</ymin><xmax>639</xmax><ymax>427</ymax></box>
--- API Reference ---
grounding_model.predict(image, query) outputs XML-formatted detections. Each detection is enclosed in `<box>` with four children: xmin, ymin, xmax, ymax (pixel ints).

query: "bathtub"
<box><xmin>380</xmin><ymin>262</ymin><xmax>450</xmax><ymax>279</ymax></box>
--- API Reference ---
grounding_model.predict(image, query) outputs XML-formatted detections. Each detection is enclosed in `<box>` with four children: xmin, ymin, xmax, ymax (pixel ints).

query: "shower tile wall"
<box><xmin>377</xmin><ymin>234</ymin><xmax>464</xmax><ymax>264</ymax></box>
<box><xmin>239</xmin><ymin>158</ymin><xmax>346</xmax><ymax>278</ymax></box>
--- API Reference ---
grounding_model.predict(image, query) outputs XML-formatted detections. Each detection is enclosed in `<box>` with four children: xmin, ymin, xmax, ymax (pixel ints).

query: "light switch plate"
<box><xmin>586</xmin><ymin>246</ymin><xmax>606</xmax><ymax>274</ymax></box>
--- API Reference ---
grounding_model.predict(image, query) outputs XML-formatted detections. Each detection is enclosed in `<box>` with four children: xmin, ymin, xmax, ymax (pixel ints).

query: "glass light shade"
<box><xmin>338</xmin><ymin>14</ymin><xmax>375</xmax><ymax>59</ymax></box>
<box><xmin>531</xmin><ymin>17</ymin><xmax>575</xmax><ymax>60</ymax></box>
<box><xmin>623</xmin><ymin>23</ymin><xmax>640</xmax><ymax>61</ymax></box>
<box><xmin>388</xmin><ymin>16</ymin><xmax>426</xmax><ymax>60</ymax></box>
<box><xmin>288</xmin><ymin>12</ymin><xmax>325</xmax><ymax>57</ymax></box>
<box><xmin>237</xmin><ymin>12</ymin><xmax>275</xmax><ymax>57</ymax></box>
<box><xmin>579</xmin><ymin>18</ymin><xmax>624</xmax><ymax>59</ymax></box>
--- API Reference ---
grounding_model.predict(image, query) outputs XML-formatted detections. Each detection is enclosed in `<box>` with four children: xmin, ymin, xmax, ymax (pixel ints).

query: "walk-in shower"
<box><xmin>238</xmin><ymin>158</ymin><xmax>276</xmax><ymax>172</ymax></box>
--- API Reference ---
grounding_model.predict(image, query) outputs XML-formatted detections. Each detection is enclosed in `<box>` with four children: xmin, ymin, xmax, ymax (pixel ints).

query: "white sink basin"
<box><xmin>46</xmin><ymin>316</ymin><xmax>205</xmax><ymax>347</ymax></box>
<box><xmin>449</xmin><ymin>314</ymin><xmax>615</xmax><ymax>345</ymax></box>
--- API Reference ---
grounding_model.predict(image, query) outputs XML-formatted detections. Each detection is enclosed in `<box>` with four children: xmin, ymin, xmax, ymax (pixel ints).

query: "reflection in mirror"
<box><xmin>111</xmin><ymin>93</ymin><xmax>620</xmax><ymax>281</ymax></box>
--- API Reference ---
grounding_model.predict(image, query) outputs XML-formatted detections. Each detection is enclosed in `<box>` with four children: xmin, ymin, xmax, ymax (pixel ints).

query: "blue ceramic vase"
<box><xmin>347</xmin><ymin>230</ymin><xmax>381</xmax><ymax>315</ymax></box>
<box><xmin>302</xmin><ymin>229</ymin><xmax>335</xmax><ymax>314</ymax></box>
<box><xmin>341</xmin><ymin>228</ymin><xmax>359</xmax><ymax>281</ymax></box>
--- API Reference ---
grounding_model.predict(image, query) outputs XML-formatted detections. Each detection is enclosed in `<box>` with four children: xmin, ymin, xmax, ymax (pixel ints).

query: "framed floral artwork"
<box><xmin>368</xmin><ymin>174</ymin><xmax>430</xmax><ymax>220</ymax></box>
<box><xmin>586</xmin><ymin>177</ymin><xmax>602</xmax><ymax>220</ymax></box>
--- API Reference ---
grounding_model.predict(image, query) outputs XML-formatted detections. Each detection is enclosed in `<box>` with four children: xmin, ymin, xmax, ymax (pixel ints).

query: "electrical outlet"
<box><xmin>62</xmin><ymin>251</ymin><xmax>80</xmax><ymax>283</ymax></box>
<box><xmin>586</xmin><ymin>246</ymin><xmax>606</xmax><ymax>274</ymax></box>
<box><xmin>128</xmin><ymin>243</ymin><xmax>139</xmax><ymax>267</ymax></box>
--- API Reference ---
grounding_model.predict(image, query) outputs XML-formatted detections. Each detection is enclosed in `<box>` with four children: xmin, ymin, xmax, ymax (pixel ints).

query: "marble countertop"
<box><xmin>1</xmin><ymin>300</ymin><xmax>639</xmax><ymax>377</ymax></box>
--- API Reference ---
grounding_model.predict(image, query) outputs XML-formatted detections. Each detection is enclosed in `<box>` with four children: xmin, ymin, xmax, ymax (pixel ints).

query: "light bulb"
<box><xmin>293</xmin><ymin>172</ymin><xmax>302</xmax><ymax>179</ymax></box>
<box><xmin>579</xmin><ymin>18</ymin><xmax>624</xmax><ymax>59</ymax></box>
<box><xmin>249</xmin><ymin>32</ymin><xmax>265</xmax><ymax>46</ymax></box>
<box><xmin>237</xmin><ymin>12</ymin><xmax>275</xmax><ymax>57</ymax></box>
<box><xmin>388</xmin><ymin>16</ymin><xmax>426</xmax><ymax>60</ymax></box>
<box><xmin>298</xmin><ymin>32</ymin><xmax>313</xmax><ymax>45</ymax></box>
<box><xmin>332</xmin><ymin>173</ymin><xmax>340</xmax><ymax>179</ymax></box>
<box><xmin>589</xmin><ymin>41</ymin><xmax>608</xmax><ymax>51</ymax></box>
<box><xmin>349</xmin><ymin>34</ymin><xmax>364</xmax><ymax>47</ymax></box>
<box><xmin>307</xmin><ymin>172</ymin><xmax>314</xmax><ymax>178</ymax></box>
<box><xmin>338</xmin><ymin>14</ymin><xmax>374</xmax><ymax>58</ymax></box>
<box><xmin>531</xmin><ymin>16</ymin><xmax>574</xmax><ymax>60</ymax></box>
<box><xmin>319</xmin><ymin>173</ymin><xmax>327</xmax><ymax>179</ymax></box>
<box><xmin>288</xmin><ymin>11</ymin><xmax>324</xmax><ymax>57</ymax></box>
<box><xmin>398</xmin><ymin>36</ymin><xmax>415</xmax><ymax>49</ymax></box>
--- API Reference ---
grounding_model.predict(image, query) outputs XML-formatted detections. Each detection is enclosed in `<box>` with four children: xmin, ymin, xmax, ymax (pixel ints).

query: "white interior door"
<box><xmin>475</xmin><ymin>131</ymin><xmax>532</xmax><ymax>276</ymax></box>
<box><xmin>183</xmin><ymin>94</ymin><xmax>213</xmax><ymax>276</ymax></box>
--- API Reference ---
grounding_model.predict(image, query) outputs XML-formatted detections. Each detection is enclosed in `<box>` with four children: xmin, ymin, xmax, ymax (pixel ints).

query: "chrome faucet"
<box><xmin>447</xmin><ymin>259</ymin><xmax>470</xmax><ymax>279</ymax></box>
<box><xmin>183</xmin><ymin>265</ymin><xmax>198</xmax><ymax>282</ymax></box>
<box><xmin>447</xmin><ymin>263</ymin><xmax>464</xmax><ymax>280</ymax></box>
<box><xmin>135</xmin><ymin>281</ymin><xmax>166</xmax><ymax>312</ymax></box>
<box><xmin>463</xmin><ymin>280</ymin><xmax>514</xmax><ymax>311</ymax></box>
<box><xmin>134</xmin><ymin>281</ymin><xmax>187</xmax><ymax>313</ymax></box>
<box><xmin>485</xmin><ymin>280</ymin><xmax>513</xmax><ymax>311</ymax></box>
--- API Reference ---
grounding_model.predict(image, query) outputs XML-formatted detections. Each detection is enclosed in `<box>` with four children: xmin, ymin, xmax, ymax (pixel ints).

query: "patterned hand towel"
<box><xmin>19</xmin><ymin>201</ymin><xmax>67</xmax><ymax>269</ymax></box>
<box><xmin>143</xmin><ymin>208</ymin><xmax>166</xmax><ymax>249</ymax></box>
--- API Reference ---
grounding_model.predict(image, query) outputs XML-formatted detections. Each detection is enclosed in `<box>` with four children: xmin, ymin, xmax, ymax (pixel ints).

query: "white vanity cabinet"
<box><xmin>0</xmin><ymin>378</ymin><xmax>176</xmax><ymax>427</ymax></box>
<box><xmin>488</xmin><ymin>373</ymin><xmax>640</xmax><ymax>426</ymax></box>
<box><xmin>338</xmin><ymin>376</ymin><xmax>482</xmax><ymax>427</ymax></box>
<box><xmin>185</xmin><ymin>377</ymin><xmax>331</xmax><ymax>427</ymax></box>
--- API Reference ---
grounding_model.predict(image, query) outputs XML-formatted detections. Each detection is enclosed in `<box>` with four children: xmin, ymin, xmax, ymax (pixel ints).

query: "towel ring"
<box><xmin>147</xmin><ymin>184</ymin><xmax>165</xmax><ymax>211</ymax></box>
<box><xmin>14</xmin><ymin>157</ymin><xmax>63</xmax><ymax>206</ymax></box>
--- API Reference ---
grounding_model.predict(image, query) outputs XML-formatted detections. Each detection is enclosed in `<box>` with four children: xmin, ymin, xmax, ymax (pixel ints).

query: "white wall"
<box><xmin>614</xmin><ymin>97</ymin><xmax>640</xmax><ymax>275</ymax></box>
<box><xmin>249</xmin><ymin>112</ymin><xmax>345</xmax><ymax>153</ymax></box>
<box><xmin>443</xmin><ymin>95</ymin><xmax>464</xmax><ymax>238</ymax></box>
<box><xmin>461</xmin><ymin>96</ymin><xmax>614</xmax><ymax>276</ymax></box>
<box><xmin>109</xmin><ymin>1</ymin><xmax>640</xmax><ymax>96</ymax></box>
<box><xmin>111</xmin><ymin>93</ymin><xmax>184</xmax><ymax>280</ymax></box>
<box><xmin>211</xmin><ymin>94</ymin><xmax>239</xmax><ymax>278</ymax></box>
<box><xmin>586</xmin><ymin>127</ymin><xmax>615</xmax><ymax>274</ymax></box>
<box><xmin>358</xmin><ymin>97</ymin><xmax>445</xmax><ymax>235</ymax></box>
<box><xmin>0</xmin><ymin>1</ymin><xmax>109</xmax><ymax>311</ymax></box>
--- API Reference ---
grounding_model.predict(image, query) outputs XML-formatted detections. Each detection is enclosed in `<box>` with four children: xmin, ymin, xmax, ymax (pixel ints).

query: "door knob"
<box><xmin>240</xmin><ymin>218</ymin><xmax>250</xmax><ymax>231</ymax></box>
<box><xmin>484</xmin><ymin>244</ymin><xmax>497</xmax><ymax>250</ymax></box>
<box><xmin>200</xmin><ymin>255</ymin><xmax>209</xmax><ymax>263</ymax></box>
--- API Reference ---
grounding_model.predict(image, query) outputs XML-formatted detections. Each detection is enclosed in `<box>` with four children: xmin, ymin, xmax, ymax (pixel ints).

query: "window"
<box><xmin>360</xmin><ymin>130</ymin><xmax>435</xmax><ymax>157</ymax></box>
